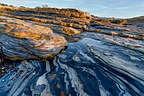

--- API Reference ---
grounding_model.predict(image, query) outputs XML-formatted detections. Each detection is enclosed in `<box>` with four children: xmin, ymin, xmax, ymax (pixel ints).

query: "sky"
<box><xmin>0</xmin><ymin>0</ymin><xmax>144</xmax><ymax>18</ymax></box>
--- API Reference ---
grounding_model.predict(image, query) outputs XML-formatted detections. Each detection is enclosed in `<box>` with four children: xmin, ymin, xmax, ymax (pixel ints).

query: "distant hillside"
<box><xmin>127</xmin><ymin>16</ymin><xmax>144</xmax><ymax>23</ymax></box>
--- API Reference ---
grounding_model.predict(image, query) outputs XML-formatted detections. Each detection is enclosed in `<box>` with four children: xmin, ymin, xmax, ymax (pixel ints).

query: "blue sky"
<box><xmin>0</xmin><ymin>0</ymin><xmax>144</xmax><ymax>18</ymax></box>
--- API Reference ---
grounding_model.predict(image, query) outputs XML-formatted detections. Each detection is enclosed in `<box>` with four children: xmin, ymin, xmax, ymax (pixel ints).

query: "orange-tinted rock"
<box><xmin>0</xmin><ymin>20</ymin><xmax>67</xmax><ymax>60</ymax></box>
<box><xmin>62</xmin><ymin>27</ymin><xmax>81</xmax><ymax>36</ymax></box>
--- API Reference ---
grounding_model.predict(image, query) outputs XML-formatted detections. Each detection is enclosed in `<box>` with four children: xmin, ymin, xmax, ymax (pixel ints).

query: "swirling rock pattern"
<box><xmin>0</xmin><ymin>19</ymin><xmax>66</xmax><ymax>60</ymax></box>
<box><xmin>0</xmin><ymin>5</ymin><xmax>144</xmax><ymax>96</ymax></box>
<box><xmin>28</xmin><ymin>37</ymin><xmax>144</xmax><ymax>96</ymax></box>
<box><xmin>1</xmin><ymin>36</ymin><xmax>144</xmax><ymax>96</ymax></box>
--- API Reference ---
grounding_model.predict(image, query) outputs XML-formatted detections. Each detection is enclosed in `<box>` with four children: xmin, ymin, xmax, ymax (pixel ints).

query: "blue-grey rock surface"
<box><xmin>0</xmin><ymin>6</ymin><xmax>144</xmax><ymax>96</ymax></box>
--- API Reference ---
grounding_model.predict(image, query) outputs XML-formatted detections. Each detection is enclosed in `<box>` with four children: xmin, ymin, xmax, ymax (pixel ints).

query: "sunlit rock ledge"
<box><xmin>0</xmin><ymin>4</ymin><xmax>143</xmax><ymax>62</ymax></box>
<box><xmin>0</xmin><ymin>4</ymin><xmax>143</xmax><ymax>40</ymax></box>
<box><xmin>0</xmin><ymin>4</ymin><xmax>144</xmax><ymax>96</ymax></box>
<box><xmin>0</xmin><ymin>18</ymin><xmax>67</xmax><ymax>61</ymax></box>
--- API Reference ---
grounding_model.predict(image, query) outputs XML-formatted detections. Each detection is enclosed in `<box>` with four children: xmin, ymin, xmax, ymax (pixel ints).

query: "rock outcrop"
<box><xmin>0</xmin><ymin>4</ymin><xmax>144</xmax><ymax>96</ymax></box>
<box><xmin>0</xmin><ymin>17</ymin><xmax>66</xmax><ymax>60</ymax></box>
<box><xmin>0</xmin><ymin>4</ymin><xmax>143</xmax><ymax>62</ymax></box>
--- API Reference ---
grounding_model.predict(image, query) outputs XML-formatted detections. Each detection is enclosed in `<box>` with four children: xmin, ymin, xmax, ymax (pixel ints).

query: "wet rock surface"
<box><xmin>1</xmin><ymin>36</ymin><xmax>144</xmax><ymax>96</ymax></box>
<box><xmin>0</xmin><ymin>5</ymin><xmax>144</xmax><ymax>96</ymax></box>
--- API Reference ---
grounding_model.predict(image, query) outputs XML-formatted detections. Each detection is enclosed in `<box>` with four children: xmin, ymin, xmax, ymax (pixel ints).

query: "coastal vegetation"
<box><xmin>127</xmin><ymin>16</ymin><xmax>144</xmax><ymax>23</ymax></box>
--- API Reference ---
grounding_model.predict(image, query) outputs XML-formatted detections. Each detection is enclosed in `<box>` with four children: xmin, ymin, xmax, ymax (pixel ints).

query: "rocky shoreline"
<box><xmin>0</xmin><ymin>4</ymin><xmax>144</xmax><ymax>96</ymax></box>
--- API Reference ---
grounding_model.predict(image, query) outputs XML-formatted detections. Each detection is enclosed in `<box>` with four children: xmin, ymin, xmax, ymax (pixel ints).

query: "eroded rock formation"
<box><xmin>0</xmin><ymin>17</ymin><xmax>66</xmax><ymax>60</ymax></box>
<box><xmin>0</xmin><ymin>4</ymin><xmax>144</xmax><ymax>96</ymax></box>
<box><xmin>0</xmin><ymin>5</ymin><xmax>143</xmax><ymax>40</ymax></box>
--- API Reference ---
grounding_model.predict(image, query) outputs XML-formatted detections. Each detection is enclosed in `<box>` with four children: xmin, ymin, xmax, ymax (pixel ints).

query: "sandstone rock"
<box><xmin>62</xmin><ymin>27</ymin><xmax>81</xmax><ymax>36</ymax></box>
<box><xmin>45</xmin><ymin>24</ymin><xmax>81</xmax><ymax>36</ymax></box>
<box><xmin>0</xmin><ymin>22</ymin><xmax>67</xmax><ymax>60</ymax></box>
